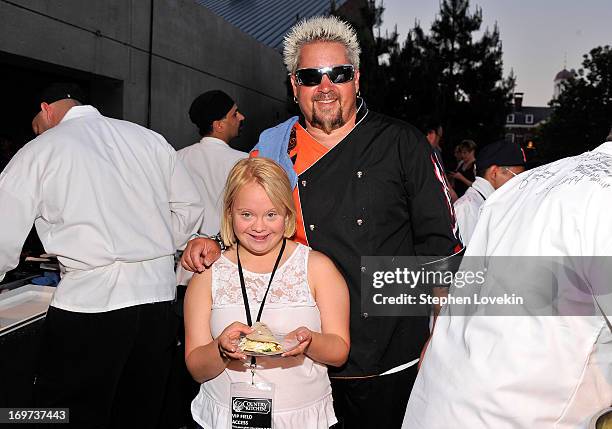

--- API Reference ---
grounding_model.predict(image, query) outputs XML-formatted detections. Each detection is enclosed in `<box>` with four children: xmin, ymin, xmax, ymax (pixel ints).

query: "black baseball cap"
<box><xmin>189</xmin><ymin>90</ymin><xmax>235</xmax><ymax>135</ymax></box>
<box><xmin>476</xmin><ymin>140</ymin><xmax>526</xmax><ymax>172</ymax></box>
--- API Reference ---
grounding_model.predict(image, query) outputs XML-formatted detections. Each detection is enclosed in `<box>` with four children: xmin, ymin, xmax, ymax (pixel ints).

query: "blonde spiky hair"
<box><xmin>283</xmin><ymin>16</ymin><xmax>361</xmax><ymax>74</ymax></box>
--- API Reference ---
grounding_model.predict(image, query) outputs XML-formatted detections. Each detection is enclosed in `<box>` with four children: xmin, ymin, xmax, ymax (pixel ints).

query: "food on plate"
<box><xmin>238</xmin><ymin>322</ymin><xmax>282</xmax><ymax>354</ymax></box>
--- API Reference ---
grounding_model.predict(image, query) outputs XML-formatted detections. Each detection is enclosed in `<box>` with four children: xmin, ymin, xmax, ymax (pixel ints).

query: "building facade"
<box><xmin>504</xmin><ymin>93</ymin><xmax>552</xmax><ymax>147</ymax></box>
<box><xmin>0</xmin><ymin>0</ymin><xmax>290</xmax><ymax>152</ymax></box>
<box><xmin>505</xmin><ymin>65</ymin><xmax>574</xmax><ymax>149</ymax></box>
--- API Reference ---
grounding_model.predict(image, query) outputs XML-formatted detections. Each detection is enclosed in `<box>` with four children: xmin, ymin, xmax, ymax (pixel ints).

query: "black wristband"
<box><xmin>190</xmin><ymin>233</ymin><xmax>226</xmax><ymax>252</ymax></box>
<box><xmin>209</xmin><ymin>233</ymin><xmax>226</xmax><ymax>252</ymax></box>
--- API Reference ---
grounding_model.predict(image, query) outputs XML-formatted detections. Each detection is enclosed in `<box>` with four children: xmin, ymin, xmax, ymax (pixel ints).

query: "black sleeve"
<box><xmin>399</xmin><ymin>127</ymin><xmax>464</xmax><ymax>270</ymax></box>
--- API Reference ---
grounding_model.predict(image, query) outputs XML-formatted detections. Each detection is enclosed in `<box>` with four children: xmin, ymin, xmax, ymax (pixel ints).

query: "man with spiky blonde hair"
<box><xmin>182</xmin><ymin>16</ymin><xmax>464</xmax><ymax>428</ymax></box>
<box><xmin>283</xmin><ymin>15</ymin><xmax>361</xmax><ymax>74</ymax></box>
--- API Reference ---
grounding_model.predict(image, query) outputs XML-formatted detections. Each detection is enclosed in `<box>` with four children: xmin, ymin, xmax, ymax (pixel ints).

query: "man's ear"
<box><xmin>490</xmin><ymin>165</ymin><xmax>502</xmax><ymax>180</ymax></box>
<box><xmin>42</xmin><ymin>102</ymin><xmax>57</xmax><ymax>124</ymax></box>
<box><xmin>290</xmin><ymin>75</ymin><xmax>298</xmax><ymax>98</ymax></box>
<box><xmin>354</xmin><ymin>69</ymin><xmax>360</xmax><ymax>93</ymax></box>
<box><xmin>212</xmin><ymin>118</ymin><xmax>223</xmax><ymax>133</ymax></box>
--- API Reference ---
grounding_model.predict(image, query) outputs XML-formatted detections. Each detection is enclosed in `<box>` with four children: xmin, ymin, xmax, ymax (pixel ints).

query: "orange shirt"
<box><xmin>251</xmin><ymin>123</ymin><xmax>329</xmax><ymax>245</ymax></box>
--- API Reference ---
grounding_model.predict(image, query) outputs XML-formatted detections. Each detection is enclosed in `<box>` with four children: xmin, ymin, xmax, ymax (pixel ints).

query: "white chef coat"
<box><xmin>404</xmin><ymin>142</ymin><xmax>612</xmax><ymax>428</ymax></box>
<box><xmin>175</xmin><ymin>137</ymin><xmax>246</xmax><ymax>285</ymax></box>
<box><xmin>453</xmin><ymin>176</ymin><xmax>495</xmax><ymax>245</ymax></box>
<box><xmin>0</xmin><ymin>105</ymin><xmax>204</xmax><ymax>312</ymax></box>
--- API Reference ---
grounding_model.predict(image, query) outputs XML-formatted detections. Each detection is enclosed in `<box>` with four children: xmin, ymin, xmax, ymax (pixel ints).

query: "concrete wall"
<box><xmin>0</xmin><ymin>0</ymin><xmax>289</xmax><ymax>150</ymax></box>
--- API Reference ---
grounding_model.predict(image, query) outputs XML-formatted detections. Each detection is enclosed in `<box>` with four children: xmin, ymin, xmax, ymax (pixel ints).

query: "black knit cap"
<box><xmin>39</xmin><ymin>82</ymin><xmax>86</xmax><ymax>105</ymax></box>
<box><xmin>476</xmin><ymin>140</ymin><xmax>527</xmax><ymax>172</ymax></box>
<box><xmin>189</xmin><ymin>90</ymin><xmax>235</xmax><ymax>135</ymax></box>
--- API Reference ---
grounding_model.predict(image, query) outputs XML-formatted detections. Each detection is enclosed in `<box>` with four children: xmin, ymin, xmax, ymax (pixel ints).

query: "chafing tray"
<box><xmin>0</xmin><ymin>285</ymin><xmax>54</xmax><ymax>336</ymax></box>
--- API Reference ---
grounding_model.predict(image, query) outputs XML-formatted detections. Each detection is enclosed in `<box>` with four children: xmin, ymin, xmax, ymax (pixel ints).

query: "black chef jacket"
<box><xmin>296</xmin><ymin>102</ymin><xmax>463</xmax><ymax>377</ymax></box>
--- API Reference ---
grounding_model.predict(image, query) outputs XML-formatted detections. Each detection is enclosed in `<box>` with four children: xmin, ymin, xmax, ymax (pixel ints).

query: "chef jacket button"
<box><xmin>356</xmin><ymin>219</ymin><xmax>364</xmax><ymax>226</ymax></box>
<box><xmin>301</xmin><ymin>180</ymin><xmax>307</xmax><ymax>187</ymax></box>
<box><xmin>360</xmin><ymin>266</ymin><xmax>366</xmax><ymax>273</ymax></box>
<box><xmin>309</xmin><ymin>224</ymin><xmax>316</xmax><ymax>231</ymax></box>
<box><xmin>362</xmin><ymin>312</ymin><xmax>369</xmax><ymax>319</ymax></box>
<box><xmin>356</xmin><ymin>171</ymin><xmax>363</xmax><ymax>178</ymax></box>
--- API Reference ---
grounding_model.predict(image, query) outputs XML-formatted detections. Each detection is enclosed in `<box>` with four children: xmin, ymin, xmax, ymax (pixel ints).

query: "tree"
<box><xmin>381</xmin><ymin>23</ymin><xmax>432</xmax><ymax>123</ymax></box>
<box><xmin>538</xmin><ymin>46</ymin><xmax>612</xmax><ymax>160</ymax></box>
<box><xmin>336</xmin><ymin>0</ymin><xmax>513</xmax><ymax>154</ymax></box>
<box><xmin>377</xmin><ymin>0</ymin><xmax>514</xmax><ymax>150</ymax></box>
<box><xmin>334</xmin><ymin>0</ymin><xmax>398</xmax><ymax>109</ymax></box>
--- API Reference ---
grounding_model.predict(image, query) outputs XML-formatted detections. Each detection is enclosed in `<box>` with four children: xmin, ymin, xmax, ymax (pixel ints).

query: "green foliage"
<box><xmin>346</xmin><ymin>0</ymin><xmax>514</xmax><ymax>147</ymax></box>
<box><xmin>538</xmin><ymin>46</ymin><xmax>612</xmax><ymax>160</ymax></box>
<box><xmin>334</xmin><ymin>0</ymin><xmax>398</xmax><ymax>106</ymax></box>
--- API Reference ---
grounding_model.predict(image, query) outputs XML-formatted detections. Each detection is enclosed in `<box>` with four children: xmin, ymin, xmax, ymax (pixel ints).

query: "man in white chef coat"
<box><xmin>454</xmin><ymin>140</ymin><xmax>525</xmax><ymax>244</ymax></box>
<box><xmin>0</xmin><ymin>83</ymin><xmax>204</xmax><ymax>427</ymax></box>
<box><xmin>175</xmin><ymin>90</ymin><xmax>246</xmax><ymax>286</ymax></box>
<box><xmin>403</xmin><ymin>140</ymin><xmax>612</xmax><ymax>428</ymax></box>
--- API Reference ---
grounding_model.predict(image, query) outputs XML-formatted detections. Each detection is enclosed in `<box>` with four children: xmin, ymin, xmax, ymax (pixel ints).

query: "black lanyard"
<box><xmin>237</xmin><ymin>238</ymin><xmax>286</xmax><ymax>367</ymax></box>
<box><xmin>236</xmin><ymin>238</ymin><xmax>286</xmax><ymax>327</ymax></box>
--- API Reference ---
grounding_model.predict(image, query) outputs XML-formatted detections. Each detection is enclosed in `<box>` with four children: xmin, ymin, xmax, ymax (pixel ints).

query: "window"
<box><xmin>506</xmin><ymin>114</ymin><xmax>515</xmax><ymax>124</ymax></box>
<box><xmin>525</xmin><ymin>114</ymin><xmax>534</xmax><ymax>124</ymax></box>
<box><xmin>505</xmin><ymin>133</ymin><xmax>515</xmax><ymax>143</ymax></box>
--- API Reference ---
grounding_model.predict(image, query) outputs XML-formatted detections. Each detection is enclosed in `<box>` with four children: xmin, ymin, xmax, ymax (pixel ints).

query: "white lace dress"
<box><xmin>191</xmin><ymin>243</ymin><xmax>337</xmax><ymax>429</ymax></box>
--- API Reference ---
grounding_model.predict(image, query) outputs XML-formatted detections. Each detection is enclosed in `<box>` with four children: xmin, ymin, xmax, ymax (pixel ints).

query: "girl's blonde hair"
<box><xmin>220</xmin><ymin>157</ymin><xmax>297</xmax><ymax>246</ymax></box>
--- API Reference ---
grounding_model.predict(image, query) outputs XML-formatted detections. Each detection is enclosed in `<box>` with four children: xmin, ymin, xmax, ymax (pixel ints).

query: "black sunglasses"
<box><xmin>294</xmin><ymin>64</ymin><xmax>355</xmax><ymax>86</ymax></box>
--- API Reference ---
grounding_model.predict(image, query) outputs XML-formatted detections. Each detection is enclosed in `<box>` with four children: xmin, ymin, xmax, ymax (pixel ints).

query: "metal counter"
<box><xmin>0</xmin><ymin>285</ymin><xmax>54</xmax><ymax>337</ymax></box>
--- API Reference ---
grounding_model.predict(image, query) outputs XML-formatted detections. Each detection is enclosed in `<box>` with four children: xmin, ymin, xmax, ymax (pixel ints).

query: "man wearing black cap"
<box><xmin>175</xmin><ymin>90</ymin><xmax>246</xmax><ymax>285</ymax></box>
<box><xmin>0</xmin><ymin>83</ymin><xmax>204</xmax><ymax>427</ymax></box>
<box><xmin>453</xmin><ymin>140</ymin><xmax>526</xmax><ymax>244</ymax></box>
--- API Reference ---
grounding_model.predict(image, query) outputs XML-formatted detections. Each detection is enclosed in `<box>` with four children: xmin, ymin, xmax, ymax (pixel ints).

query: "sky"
<box><xmin>379</xmin><ymin>0</ymin><xmax>612</xmax><ymax>106</ymax></box>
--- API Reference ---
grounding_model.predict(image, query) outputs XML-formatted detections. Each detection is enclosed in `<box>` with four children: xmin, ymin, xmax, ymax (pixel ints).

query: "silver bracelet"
<box><xmin>190</xmin><ymin>232</ymin><xmax>226</xmax><ymax>252</ymax></box>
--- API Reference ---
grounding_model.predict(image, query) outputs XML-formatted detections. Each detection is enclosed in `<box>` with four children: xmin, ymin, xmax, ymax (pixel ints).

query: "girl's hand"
<box><xmin>217</xmin><ymin>321</ymin><xmax>252</xmax><ymax>361</ymax></box>
<box><xmin>282</xmin><ymin>326</ymin><xmax>313</xmax><ymax>357</ymax></box>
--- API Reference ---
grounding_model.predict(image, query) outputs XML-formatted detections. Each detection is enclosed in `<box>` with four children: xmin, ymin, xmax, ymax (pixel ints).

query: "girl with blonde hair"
<box><xmin>184</xmin><ymin>157</ymin><xmax>350</xmax><ymax>428</ymax></box>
